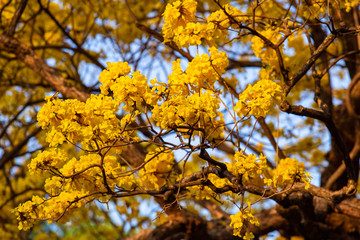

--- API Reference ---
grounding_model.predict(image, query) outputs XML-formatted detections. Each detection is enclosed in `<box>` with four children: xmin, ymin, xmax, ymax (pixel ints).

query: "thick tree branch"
<box><xmin>251</xmin><ymin>207</ymin><xmax>289</xmax><ymax>237</ymax></box>
<box><xmin>280</xmin><ymin>100</ymin><xmax>357</xmax><ymax>188</ymax></box>
<box><xmin>280</xmin><ymin>100</ymin><xmax>327</xmax><ymax>122</ymax></box>
<box><xmin>0</xmin><ymin>34</ymin><xmax>90</xmax><ymax>101</ymax></box>
<box><xmin>324</xmin><ymin>120</ymin><xmax>357</xmax><ymax>187</ymax></box>
<box><xmin>325</xmin><ymin>122</ymin><xmax>360</xmax><ymax>189</ymax></box>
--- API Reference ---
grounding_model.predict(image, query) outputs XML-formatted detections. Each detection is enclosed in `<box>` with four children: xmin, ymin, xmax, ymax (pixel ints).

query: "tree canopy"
<box><xmin>1</xmin><ymin>0</ymin><xmax>360</xmax><ymax>239</ymax></box>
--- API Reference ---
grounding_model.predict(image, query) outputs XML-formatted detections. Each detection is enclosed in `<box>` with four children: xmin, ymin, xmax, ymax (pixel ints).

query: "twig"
<box><xmin>257</xmin><ymin>117</ymin><xmax>286</xmax><ymax>160</ymax></box>
<box><xmin>6</xmin><ymin>0</ymin><xmax>28</xmax><ymax>36</ymax></box>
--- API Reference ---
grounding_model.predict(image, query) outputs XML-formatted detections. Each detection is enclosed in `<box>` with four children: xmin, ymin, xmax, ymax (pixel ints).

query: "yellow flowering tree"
<box><xmin>1</xmin><ymin>0</ymin><xmax>360</xmax><ymax>239</ymax></box>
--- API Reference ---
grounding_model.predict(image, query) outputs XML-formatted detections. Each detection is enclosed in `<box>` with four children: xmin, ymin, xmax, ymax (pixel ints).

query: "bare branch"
<box><xmin>6</xmin><ymin>0</ymin><xmax>28</xmax><ymax>36</ymax></box>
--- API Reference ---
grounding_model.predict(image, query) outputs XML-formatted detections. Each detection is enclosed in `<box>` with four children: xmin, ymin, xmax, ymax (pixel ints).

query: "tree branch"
<box><xmin>37</xmin><ymin>0</ymin><xmax>105</xmax><ymax>70</ymax></box>
<box><xmin>0</xmin><ymin>34</ymin><xmax>90</xmax><ymax>101</ymax></box>
<box><xmin>0</xmin><ymin>127</ymin><xmax>41</xmax><ymax>169</ymax></box>
<box><xmin>284</xmin><ymin>33</ymin><xmax>336</xmax><ymax>95</ymax></box>
<box><xmin>6</xmin><ymin>0</ymin><xmax>28</xmax><ymax>36</ymax></box>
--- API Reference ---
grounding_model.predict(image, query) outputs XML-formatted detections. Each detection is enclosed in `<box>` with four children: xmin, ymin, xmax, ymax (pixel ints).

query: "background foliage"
<box><xmin>1</xmin><ymin>0</ymin><xmax>360</xmax><ymax>239</ymax></box>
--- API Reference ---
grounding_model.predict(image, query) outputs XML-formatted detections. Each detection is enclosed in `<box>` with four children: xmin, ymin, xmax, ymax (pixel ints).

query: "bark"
<box><xmin>320</xmin><ymin>6</ymin><xmax>360</xmax><ymax>190</ymax></box>
<box><xmin>0</xmin><ymin>34</ymin><xmax>90</xmax><ymax>102</ymax></box>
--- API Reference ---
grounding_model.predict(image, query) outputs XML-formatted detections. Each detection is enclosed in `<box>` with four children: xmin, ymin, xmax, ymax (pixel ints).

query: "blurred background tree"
<box><xmin>0</xmin><ymin>0</ymin><xmax>360</xmax><ymax>239</ymax></box>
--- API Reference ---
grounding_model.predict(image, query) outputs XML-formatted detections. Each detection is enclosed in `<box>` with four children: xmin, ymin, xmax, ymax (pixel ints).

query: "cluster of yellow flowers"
<box><xmin>162</xmin><ymin>0</ymin><xmax>197</xmax><ymax>45</ymax></box>
<box><xmin>100</xmin><ymin>61</ymin><xmax>156</xmax><ymax>111</ymax></box>
<box><xmin>110</xmin><ymin>71</ymin><xmax>154</xmax><ymax>111</ymax></box>
<box><xmin>28</xmin><ymin>148</ymin><xmax>67</xmax><ymax>175</ymax></box>
<box><xmin>16</xmin><ymin>151</ymin><xmax>137</xmax><ymax>230</ymax></box>
<box><xmin>207</xmin><ymin>4</ymin><xmax>247</xmax><ymax>29</ymax></box>
<box><xmin>163</xmin><ymin>0</ymin><xmax>249</xmax><ymax>47</ymax></box>
<box><xmin>226</xmin><ymin>151</ymin><xmax>311</xmax><ymax>189</ymax></box>
<box><xmin>227</xmin><ymin>151</ymin><xmax>268</xmax><ymax>183</ymax></box>
<box><xmin>99</xmin><ymin>61</ymin><xmax>132</xmax><ymax>95</ymax></box>
<box><xmin>167</xmin><ymin>47</ymin><xmax>228</xmax><ymax>93</ymax></box>
<box><xmin>15</xmin><ymin>191</ymin><xmax>86</xmax><ymax>231</ymax></box>
<box><xmin>268</xmin><ymin>158</ymin><xmax>311</xmax><ymax>189</ymax></box>
<box><xmin>187</xmin><ymin>185</ymin><xmax>214</xmax><ymax>200</ymax></box>
<box><xmin>230</xmin><ymin>204</ymin><xmax>260</xmax><ymax>239</ymax></box>
<box><xmin>151</xmin><ymin>47</ymin><xmax>228</xmax><ymax>139</ymax></box>
<box><xmin>139</xmin><ymin>149</ymin><xmax>176</xmax><ymax>190</ymax></box>
<box><xmin>234</xmin><ymin>79</ymin><xmax>283</xmax><ymax>118</ymax></box>
<box><xmin>37</xmin><ymin>94</ymin><xmax>124</xmax><ymax>149</ymax></box>
<box><xmin>251</xmin><ymin>29</ymin><xmax>283</xmax><ymax>69</ymax></box>
<box><xmin>152</xmin><ymin>90</ymin><xmax>221</xmax><ymax>132</ymax></box>
<box><xmin>172</xmin><ymin>22</ymin><xmax>215</xmax><ymax>47</ymax></box>
<box><xmin>208</xmin><ymin>173</ymin><xmax>232</xmax><ymax>188</ymax></box>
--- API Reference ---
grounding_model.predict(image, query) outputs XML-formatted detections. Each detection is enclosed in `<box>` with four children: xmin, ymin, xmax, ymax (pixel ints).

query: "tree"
<box><xmin>1</xmin><ymin>0</ymin><xmax>360</xmax><ymax>239</ymax></box>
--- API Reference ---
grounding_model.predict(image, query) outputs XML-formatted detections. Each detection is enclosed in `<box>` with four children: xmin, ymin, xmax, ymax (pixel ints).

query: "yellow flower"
<box><xmin>99</xmin><ymin>61</ymin><xmax>131</xmax><ymax>95</ymax></box>
<box><xmin>111</xmin><ymin>70</ymin><xmax>152</xmax><ymax>111</ymax></box>
<box><xmin>139</xmin><ymin>148</ymin><xmax>176</xmax><ymax>190</ymax></box>
<box><xmin>226</xmin><ymin>151</ymin><xmax>268</xmax><ymax>183</ymax></box>
<box><xmin>207</xmin><ymin>4</ymin><xmax>247</xmax><ymax>29</ymax></box>
<box><xmin>251</xmin><ymin>29</ymin><xmax>282</xmax><ymax>71</ymax></box>
<box><xmin>230</xmin><ymin>204</ymin><xmax>259</xmax><ymax>238</ymax></box>
<box><xmin>152</xmin><ymin>90</ymin><xmax>223</xmax><ymax>139</ymax></box>
<box><xmin>172</xmin><ymin>22</ymin><xmax>215</xmax><ymax>47</ymax></box>
<box><xmin>162</xmin><ymin>0</ymin><xmax>197</xmax><ymax>43</ymax></box>
<box><xmin>270</xmin><ymin>158</ymin><xmax>311</xmax><ymax>189</ymax></box>
<box><xmin>234</xmin><ymin>79</ymin><xmax>283</xmax><ymax>118</ymax></box>
<box><xmin>28</xmin><ymin>148</ymin><xmax>67</xmax><ymax>175</ymax></box>
<box><xmin>208</xmin><ymin>173</ymin><xmax>231</xmax><ymax>188</ymax></box>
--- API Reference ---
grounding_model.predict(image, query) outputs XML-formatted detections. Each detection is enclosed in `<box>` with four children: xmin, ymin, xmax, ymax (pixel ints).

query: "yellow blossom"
<box><xmin>152</xmin><ymin>90</ymin><xmax>223</xmax><ymax>139</ymax></box>
<box><xmin>230</xmin><ymin>204</ymin><xmax>259</xmax><ymax>238</ymax></box>
<box><xmin>162</xmin><ymin>0</ymin><xmax>197</xmax><ymax>43</ymax></box>
<box><xmin>110</xmin><ymin>70</ymin><xmax>153</xmax><ymax>111</ymax></box>
<box><xmin>226</xmin><ymin>151</ymin><xmax>268</xmax><ymax>183</ymax></box>
<box><xmin>234</xmin><ymin>79</ymin><xmax>283</xmax><ymax>118</ymax></box>
<box><xmin>251</xmin><ymin>29</ymin><xmax>283</xmax><ymax>72</ymax></box>
<box><xmin>28</xmin><ymin>148</ymin><xmax>68</xmax><ymax>175</ymax></box>
<box><xmin>139</xmin><ymin>149</ymin><xmax>176</xmax><ymax>190</ymax></box>
<box><xmin>207</xmin><ymin>4</ymin><xmax>247</xmax><ymax>29</ymax></box>
<box><xmin>99</xmin><ymin>61</ymin><xmax>132</xmax><ymax>95</ymax></box>
<box><xmin>270</xmin><ymin>158</ymin><xmax>311</xmax><ymax>189</ymax></box>
<box><xmin>167</xmin><ymin>47</ymin><xmax>228</xmax><ymax>93</ymax></box>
